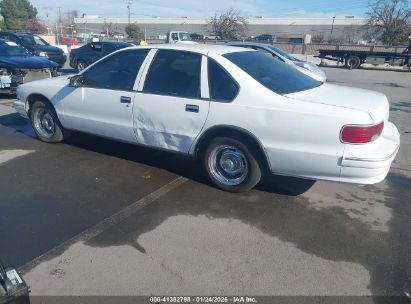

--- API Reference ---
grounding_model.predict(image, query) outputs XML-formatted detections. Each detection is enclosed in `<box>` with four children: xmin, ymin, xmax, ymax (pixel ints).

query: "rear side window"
<box><xmin>144</xmin><ymin>50</ymin><xmax>201</xmax><ymax>99</ymax></box>
<box><xmin>224</xmin><ymin>51</ymin><xmax>321</xmax><ymax>95</ymax></box>
<box><xmin>208</xmin><ymin>59</ymin><xmax>238</xmax><ymax>102</ymax></box>
<box><xmin>82</xmin><ymin>49</ymin><xmax>149</xmax><ymax>91</ymax></box>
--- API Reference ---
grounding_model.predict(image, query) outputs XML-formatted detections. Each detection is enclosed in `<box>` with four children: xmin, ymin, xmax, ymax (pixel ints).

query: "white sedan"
<box><xmin>14</xmin><ymin>44</ymin><xmax>400</xmax><ymax>192</ymax></box>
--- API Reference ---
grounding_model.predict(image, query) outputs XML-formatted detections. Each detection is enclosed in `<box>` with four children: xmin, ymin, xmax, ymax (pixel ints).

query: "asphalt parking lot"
<box><xmin>0</xmin><ymin>67</ymin><xmax>410</xmax><ymax>300</ymax></box>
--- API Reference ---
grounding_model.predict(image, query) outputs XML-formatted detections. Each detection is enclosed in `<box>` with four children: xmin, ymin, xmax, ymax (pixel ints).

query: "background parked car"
<box><xmin>0</xmin><ymin>39</ymin><xmax>58</xmax><ymax>92</ymax></box>
<box><xmin>227</xmin><ymin>42</ymin><xmax>327</xmax><ymax>82</ymax></box>
<box><xmin>60</xmin><ymin>36</ymin><xmax>79</xmax><ymax>47</ymax></box>
<box><xmin>190</xmin><ymin>33</ymin><xmax>204</xmax><ymax>41</ymax></box>
<box><xmin>0</xmin><ymin>32</ymin><xmax>67</xmax><ymax>68</ymax></box>
<box><xmin>204</xmin><ymin>34</ymin><xmax>221</xmax><ymax>40</ymax></box>
<box><xmin>255</xmin><ymin>34</ymin><xmax>275</xmax><ymax>42</ymax></box>
<box><xmin>69</xmin><ymin>41</ymin><xmax>133</xmax><ymax>71</ymax></box>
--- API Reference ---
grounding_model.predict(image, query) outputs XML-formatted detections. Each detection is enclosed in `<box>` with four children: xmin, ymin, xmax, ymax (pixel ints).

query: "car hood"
<box><xmin>0</xmin><ymin>56</ymin><xmax>58</xmax><ymax>69</ymax></box>
<box><xmin>285</xmin><ymin>83</ymin><xmax>389</xmax><ymax>123</ymax></box>
<box><xmin>25</xmin><ymin>44</ymin><xmax>63</xmax><ymax>53</ymax></box>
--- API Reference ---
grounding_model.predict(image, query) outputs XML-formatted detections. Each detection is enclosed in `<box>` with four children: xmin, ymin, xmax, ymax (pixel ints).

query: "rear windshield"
<box><xmin>267</xmin><ymin>45</ymin><xmax>295</xmax><ymax>61</ymax></box>
<box><xmin>223</xmin><ymin>51</ymin><xmax>322</xmax><ymax>95</ymax></box>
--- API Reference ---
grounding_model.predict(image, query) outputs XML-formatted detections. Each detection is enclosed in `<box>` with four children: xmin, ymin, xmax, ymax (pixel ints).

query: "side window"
<box><xmin>171</xmin><ymin>33</ymin><xmax>179</xmax><ymax>41</ymax></box>
<box><xmin>102</xmin><ymin>44</ymin><xmax>116</xmax><ymax>55</ymax></box>
<box><xmin>82</xmin><ymin>49</ymin><xmax>149</xmax><ymax>91</ymax></box>
<box><xmin>6</xmin><ymin>35</ymin><xmax>20</xmax><ymax>43</ymax></box>
<box><xmin>208</xmin><ymin>59</ymin><xmax>239</xmax><ymax>102</ymax></box>
<box><xmin>144</xmin><ymin>50</ymin><xmax>201</xmax><ymax>99</ymax></box>
<box><xmin>91</xmin><ymin>43</ymin><xmax>102</xmax><ymax>52</ymax></box>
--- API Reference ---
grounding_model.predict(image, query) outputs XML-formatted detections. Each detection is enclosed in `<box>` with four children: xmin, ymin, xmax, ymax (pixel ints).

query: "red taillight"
<box><xmin>341</xmin><ymin>122</ymin><xmax>384</xmax><ymax>144</ymax></box>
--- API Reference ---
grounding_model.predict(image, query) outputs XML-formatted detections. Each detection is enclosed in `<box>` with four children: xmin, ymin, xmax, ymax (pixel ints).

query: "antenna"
<box><xmin>127</xmin><ymin>0</ymin><xmax>133</xmax><ymax>25</ymax></box>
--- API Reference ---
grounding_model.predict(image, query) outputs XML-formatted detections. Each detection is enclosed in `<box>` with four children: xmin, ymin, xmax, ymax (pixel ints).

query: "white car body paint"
<box><xmin>15</xmin><ymin>44</ymin><xmax>400</xmax><ymax>185</ymax></box>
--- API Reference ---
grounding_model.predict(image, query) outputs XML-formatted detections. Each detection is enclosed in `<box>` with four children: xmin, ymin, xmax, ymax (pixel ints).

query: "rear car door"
<box><xmin>61</xmin><ymin>48</ymin><xmax>150</xmax><ymax>142</ymax></box>
<box><xmin>133</xmin><ymin>49</ymin><xmax>210</xmax><ymax>153</ymax></box>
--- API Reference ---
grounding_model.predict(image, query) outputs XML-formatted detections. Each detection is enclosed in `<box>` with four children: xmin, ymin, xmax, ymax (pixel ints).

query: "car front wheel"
<box><xmin>204</xmin><ymin>137</ymin><xmax>262</xmax><ymax>192</ymax></box>
<box><xmin>76</xmin><ymin>60</ymin><xmax>87</xmax><ymax>71</ymax></box>
<box><xmin>30</xmin><ymin>100</ymin><xmax>66</xmax><ymax>143</ymax></box>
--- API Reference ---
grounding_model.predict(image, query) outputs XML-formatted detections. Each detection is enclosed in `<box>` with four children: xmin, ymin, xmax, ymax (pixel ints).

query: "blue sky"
<box><xmin>30</xmin><ymin>0</ymin><xmax>371</xmax><ymax>20</ymax></box>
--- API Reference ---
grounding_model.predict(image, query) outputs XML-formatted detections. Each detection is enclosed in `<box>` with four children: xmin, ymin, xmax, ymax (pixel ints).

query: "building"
<box><xmin>74</xmin><ymin>15</ymin><xmax>367</xmax><ymax>42</ymax></box>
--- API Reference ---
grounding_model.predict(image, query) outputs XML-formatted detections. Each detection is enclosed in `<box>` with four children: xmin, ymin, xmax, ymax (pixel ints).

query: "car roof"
<box><xmin>124</xmin><ymin>43</ymin><xmax>254</xmax><ymax>56</ymax></box>
<box><xmin>100</xmin><ymin>41</ymin><xmax>132</xmax><ymax>45</ymax></box>
<box><xmin>226</xmin><ymin>41</ymin><xmax>275</xmax><ymax>48</ymax></box>
<box><xmin>0</xmin><ymin>38</ymin><xmax>19</xmax><ymax>45</ymax></box>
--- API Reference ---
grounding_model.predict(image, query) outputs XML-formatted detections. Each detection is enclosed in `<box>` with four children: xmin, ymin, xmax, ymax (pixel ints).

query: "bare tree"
<box><xmin>25</xmin><ymin>18</ymin><xmax>47</xmax><ymax>34</ymax></box>
<box><xmin>208</xmin><ymin>8</ymin><xmax>248</xmax><ymax>41</ymax></box>
<box><xmin>60</xmin><ymin>10</ymin><xmax>79</xmax><ymax>35</ymax></box>
<box><xmin>366</xmin><ymin>0</ymin><xmax>411</xmax><ymax>45</ymax></box>
<box><xmin>311</xmin><ymin>33</ymin><xmax>325</xmax><ymax>43</ymax></box>
<box><xmin>102</xmin><ymin>20</ymin><xmax>114</xmax><ymax>37</ymax></box>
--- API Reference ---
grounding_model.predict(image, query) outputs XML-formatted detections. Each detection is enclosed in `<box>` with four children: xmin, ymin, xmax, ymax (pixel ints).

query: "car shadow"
<box><xmin>0</xmin><ymin>108</ymin><xmax>315</xmax><ymax>196</ymax></box>
<box><xmin>64</xmin><ymin>131</ymin><xmax>315</xmax><ymax>196</ymax></box>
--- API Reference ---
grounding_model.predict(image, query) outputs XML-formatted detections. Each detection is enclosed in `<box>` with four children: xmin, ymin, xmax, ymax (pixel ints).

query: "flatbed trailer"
<box><xmin>318</xmin><ymin>41</ymin><xmax>411</xmax><ymax>70</ymax></box>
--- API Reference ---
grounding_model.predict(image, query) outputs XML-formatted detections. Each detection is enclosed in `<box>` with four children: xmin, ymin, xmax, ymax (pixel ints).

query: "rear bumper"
<box><xmin>339</xmin><ymin>121</ymin><xmax>400</xmax><ymax>184</ymax></box>
<box><xmin>266</xmin><ymin>121</ymin><xmax>400</xmax><ymax>185</ymax></box>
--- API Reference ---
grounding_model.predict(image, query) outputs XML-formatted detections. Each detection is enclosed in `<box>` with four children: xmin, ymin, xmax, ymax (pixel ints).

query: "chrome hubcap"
<box><xmin>34</xmin><ymin>108</ymin><xmax>55</xmax><ymax>139</ymax></box>
<box><xmin>77</xmin><ymin>62</ymin><xmax>85</xmax><ymax>71</ymax></box>
<box><xmin>209</xmin><ymin>145</ymin><xmax>249</xmax><ymax>186</ymax></box>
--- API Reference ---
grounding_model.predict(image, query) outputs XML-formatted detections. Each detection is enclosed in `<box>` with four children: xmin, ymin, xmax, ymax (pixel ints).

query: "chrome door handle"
<box><xmin>185</xmin><ymin>104</ymin><xmax>199</xmax><ymax>113</ymax></box>
<box><xmin>120</xmin><ymin>96</ymin><xmax>131</xmax><ymax>103</ymax></box>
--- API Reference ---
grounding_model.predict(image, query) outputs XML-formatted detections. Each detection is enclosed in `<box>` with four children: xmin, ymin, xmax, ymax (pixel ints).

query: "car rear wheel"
<box><xmin>76</xmin><ymin>60</ymin><xmax>87</xmax><ymax>71</ymax></box>
<box><xmin>204</xmin><ymin>137</ymin><xmax>261</xmax><ymax>192</ymax></box>
<box><xmin>345</xmin><ymin>56</ymin><xmax>361</xmax><ymax>69</ymax></box>
<box><xmin>30</xmin><ymin>100</ymin><xmax>66</xmax><ymax>143</ymax></box>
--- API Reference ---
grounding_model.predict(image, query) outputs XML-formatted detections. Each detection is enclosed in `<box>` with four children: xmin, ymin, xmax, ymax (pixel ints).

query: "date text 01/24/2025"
<box><xmin>149</xmin><ymin>296</ymin><xmax>257</xmax><ymax>303</ymax></box>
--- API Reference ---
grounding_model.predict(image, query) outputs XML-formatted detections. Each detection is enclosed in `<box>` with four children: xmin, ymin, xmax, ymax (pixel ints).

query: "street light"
<box><xmin>330</xmin><ymin>16</ymin><xmax>336</xmax><ymax>42</ymax></box>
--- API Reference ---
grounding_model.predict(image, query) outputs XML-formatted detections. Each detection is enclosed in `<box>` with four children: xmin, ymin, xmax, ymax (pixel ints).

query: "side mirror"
<box><xmin>69</xmin><ymin>75</ymin><xmax>85</xmax><ymax>88</ymax></box>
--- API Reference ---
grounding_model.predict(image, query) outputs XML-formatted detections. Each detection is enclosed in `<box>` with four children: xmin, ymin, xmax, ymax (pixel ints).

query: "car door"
<box><xmin>133</xmin><ymin>49</ymin><xmax>210</xmax><ymax>153</ymax></box>
<box><xmin>87</xmin><ymin>42</ymin><xmax>103</xmax><ymax>64</ymax></box>
<box><xmin>61</xmin><ymin>48</ymin><xmax>150</xmax><ymax>142</ymax></box>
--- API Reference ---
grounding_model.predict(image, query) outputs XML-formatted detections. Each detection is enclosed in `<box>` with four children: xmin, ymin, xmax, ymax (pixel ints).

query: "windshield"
<box><xmin>19</xmin><ymin>35</ymin><xmax>49</xmax><ymax>46</ymax></box>
<box><xmin>179</xmin><ymin>32</ymin><xmax>192</xmax><ymax>41</ymax></box>
<box><xmin>224</xmin><ymin>51</ymin><xmax>322</xmax><ymax>95</ymax></box>
<box><xmin>267</xmin><ymin>45</ymin><xmax>295</xmax><ymax>61</ymax></box>
<box><xmin>0</xmin><ymin>43</ymin><xmax>30</xmax><ymax>56</ymax></box>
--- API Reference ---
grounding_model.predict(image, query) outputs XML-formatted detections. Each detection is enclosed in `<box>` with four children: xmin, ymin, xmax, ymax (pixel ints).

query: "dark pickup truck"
<box><xmin>318</xmin><ymin>41</ymin><xmax>411</xmax><ymax>70</ymax></box>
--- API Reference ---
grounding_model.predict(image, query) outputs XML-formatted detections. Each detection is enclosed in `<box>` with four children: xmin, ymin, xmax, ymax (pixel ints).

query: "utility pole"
<box><xmin>127</xmin><ymin>0</ymin><xmax>133</xmax><ymax>25</ymax></box>
<box><xmin>330</xmin><ymin>16</ymin><xmax>336</xmax><ymax>43</ymax></box>
<box><xmin>58</xmin><ymin>7</ymin><xmax>63</xmax><ymax>44</ymax></box>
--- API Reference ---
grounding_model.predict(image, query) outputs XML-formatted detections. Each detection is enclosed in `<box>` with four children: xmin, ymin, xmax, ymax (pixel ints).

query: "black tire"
<box><xmin>203</xmin><ymin>137</ymin><xmax>262</xmax><ymax>192</ymax></box>
<box><xmin>30</xmin><ymin>100</ymin><xmax>66</xmax><ymax>143</ymax></box>
<box><xmin>345</xmin><ymin>56</ymin><xmax>361</xmax><ymax>69</ymax></box>
<box><xmin>76</xmin><ymin>60</ymin><xmax>87</xmax><ymax>71</ymax></box>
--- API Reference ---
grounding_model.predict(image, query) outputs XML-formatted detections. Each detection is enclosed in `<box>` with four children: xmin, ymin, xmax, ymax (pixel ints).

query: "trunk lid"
<box><xmin>285</xmin><ymin>83</ymin><xmax>389</xmax><ymax>123</ymax></box>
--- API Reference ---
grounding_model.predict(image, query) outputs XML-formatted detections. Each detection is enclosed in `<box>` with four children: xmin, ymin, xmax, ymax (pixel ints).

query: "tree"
<box><xmin>208</xmin><ymin>8</ymin><xmax>248</xmax><ymax>41</ymax></box>
<box><xmin>311</xmin><ymin>33</ymin><xmax>325</xmax><ymax>43</ymax></box>
<box><xmin>25</xmin><ymin>18</ymin><xmax>46</xmax><ymax>34</ymax></box>
<box><xmin>125</xmin><ymin>23</ymin><xmax>141</xmax><ymax>39</ymax></box>
<box><xmin>102</xmin><ymin>20</ymin><xmax>114</xmax><ymax>38</ymax></box>
<box><xmin>61</xmin><ymin>10</ymin><xmax>79</xmax><ymax>36</ymax></box>
<box><xmin>366</xmin><ymin>0</ymin><xmax>411</xmax><ymax>45</ymax></box>
<box><xmin>0</xmin><ymin>0</ymin><xmax>38</xmax><ymax>31</ymax></box>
